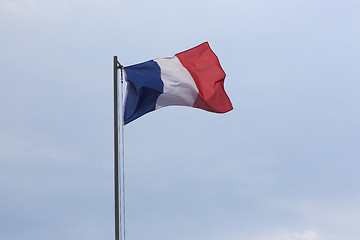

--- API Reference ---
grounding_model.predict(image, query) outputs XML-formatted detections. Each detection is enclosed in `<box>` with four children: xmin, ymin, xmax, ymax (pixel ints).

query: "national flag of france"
<box><xmin>123</xmin><ymin>42</ymin><xmax>233</xmax><ymax>124</ymax></box>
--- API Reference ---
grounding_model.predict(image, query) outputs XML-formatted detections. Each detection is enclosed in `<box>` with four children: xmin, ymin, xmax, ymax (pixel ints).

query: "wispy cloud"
<box><xmin>0</xmin><ymin>0</ymin><xmax>36</xmax><ymax>14</ymax></box>
<box><xmin>214</xmin><ymin>229</ymin><xmax>320</xmax><ymax>240</ymax></box>
<box><xmin>256</xmin><ymin>230</ymin><xmax>320</xmax><ymax>240</ymax></box>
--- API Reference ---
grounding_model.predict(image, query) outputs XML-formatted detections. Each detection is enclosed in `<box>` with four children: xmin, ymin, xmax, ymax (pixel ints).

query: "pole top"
<box><xmin>114</xmin><ymin>56</ymin><xmax>123</xmax><ymax>69</ymax></box>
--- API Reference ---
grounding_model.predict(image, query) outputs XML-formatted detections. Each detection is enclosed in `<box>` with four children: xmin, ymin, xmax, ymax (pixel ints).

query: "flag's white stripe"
<box><xmin>154</xmin><ymin>57</ymin><xmax>199</xmax><ymax>109</ymax></box>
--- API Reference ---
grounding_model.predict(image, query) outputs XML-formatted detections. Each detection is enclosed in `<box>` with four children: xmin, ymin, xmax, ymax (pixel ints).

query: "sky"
<box><xmin>1</xmin><ymin>0</ymin><xmax>360</xmax><ymax>240</ymax></box>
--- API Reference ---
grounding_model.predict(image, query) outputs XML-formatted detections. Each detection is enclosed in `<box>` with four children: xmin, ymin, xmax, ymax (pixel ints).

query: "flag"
<box><xmin>123</xmin><ymin>42</ymin><xmax>233</xmax><ymax>124</ymax></box>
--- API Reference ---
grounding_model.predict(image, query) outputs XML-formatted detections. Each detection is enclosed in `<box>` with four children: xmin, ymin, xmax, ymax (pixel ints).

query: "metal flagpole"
<box><xmin>114</xmin><ymin>56</ymin><xmax>125</xmax><ymax>240</ymax></box>
<box><xmin>113</xmin><ymin>56</ymin><xmax>120</xmax><ymax>240</ymax></box>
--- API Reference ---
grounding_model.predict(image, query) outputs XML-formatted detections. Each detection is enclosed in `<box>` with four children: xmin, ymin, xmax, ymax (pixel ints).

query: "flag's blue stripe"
<box><xmin>124</xmin><ymin>60</ymin><xmax>164</xmax><ymax>124</ymax></box>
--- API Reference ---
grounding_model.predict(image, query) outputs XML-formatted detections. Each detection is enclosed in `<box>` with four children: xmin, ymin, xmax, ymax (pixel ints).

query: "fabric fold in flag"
<box><xmin>123</xmin><ymin>42</ymin><xmax>233</xmax><ymax>124</ymax></box>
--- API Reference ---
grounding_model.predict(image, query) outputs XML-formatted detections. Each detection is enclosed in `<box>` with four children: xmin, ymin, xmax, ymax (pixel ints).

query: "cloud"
<box><xmin>0</xmin><ymin>0</ymin><xmax>107</xmax><ymax>17</ymax></box>
<box><xmin>0</xmin><ymin>0</ymin><xmax>37</xmax><ymax>14</ymax></box>
<box><xmin>214</xmin><ymin>230</ymin><xmax>320</xmax><ymax>240</ymax></box>
<box><xmin>257</xmin><ymin>230</ymin><xmax>320</xmax><ymax>240</ymax></box>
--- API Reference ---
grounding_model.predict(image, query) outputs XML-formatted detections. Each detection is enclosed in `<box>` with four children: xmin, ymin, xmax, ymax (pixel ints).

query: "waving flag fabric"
<box><xmin>123</xmin><ymin>42</ymin><xmax>233</xmax><ymax>124</ymax></box>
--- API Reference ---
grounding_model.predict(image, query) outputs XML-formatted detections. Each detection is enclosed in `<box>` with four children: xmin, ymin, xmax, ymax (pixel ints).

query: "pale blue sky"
<box><xmin>1</xmin><ymin>0</ymin><xmax>360</xmax><ymax>240</ymax></box>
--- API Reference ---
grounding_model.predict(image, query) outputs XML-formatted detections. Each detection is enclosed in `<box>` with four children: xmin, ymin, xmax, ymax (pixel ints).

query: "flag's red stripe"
<box><xmin>175</xmin><ymin>42</ymin><xmax>233</xmax><ymax>113</ymax></box>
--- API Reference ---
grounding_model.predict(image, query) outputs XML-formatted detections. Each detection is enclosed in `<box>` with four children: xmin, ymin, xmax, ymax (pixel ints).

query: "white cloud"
<box><xmin>257</xmin><ymin>230</ymin><xmax>320</xmax><ymax>240</ymax></box>
<box><xmin>214</xmin><ymin>230</ymin><xmax>321</xmax><ymax>240</ymax></box>
<box><xmin>0</xmin><ymin>0</ymin><xmax>105</xmax><ymax>16</ymax></box>
<box><xmin>0</xmin><ymin>0</ymin><xmax>37</xmax><ymax>14</ymax></box>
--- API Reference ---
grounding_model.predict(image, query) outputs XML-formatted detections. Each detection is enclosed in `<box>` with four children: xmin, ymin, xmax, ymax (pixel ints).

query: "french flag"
<box><xmin>123</xmin><ymin>42</ymin><xmax>233</xmax><ymax>124</ymax></box>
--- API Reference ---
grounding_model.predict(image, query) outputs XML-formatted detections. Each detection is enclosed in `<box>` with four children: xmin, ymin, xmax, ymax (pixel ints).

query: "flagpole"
<box><xmin>114</xmin><ymin>55</ymin><xmax>126</xmax><ymax>240</ymax></box>
<box><xmin>113</xmin><ymin>56</ymin><xmax>120</xmax><ymax>240</ymax></box>
<box><xmin>114</xmin><ymin>56</ymin><xmax>125</xmax><ymax>240</ymax></box>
